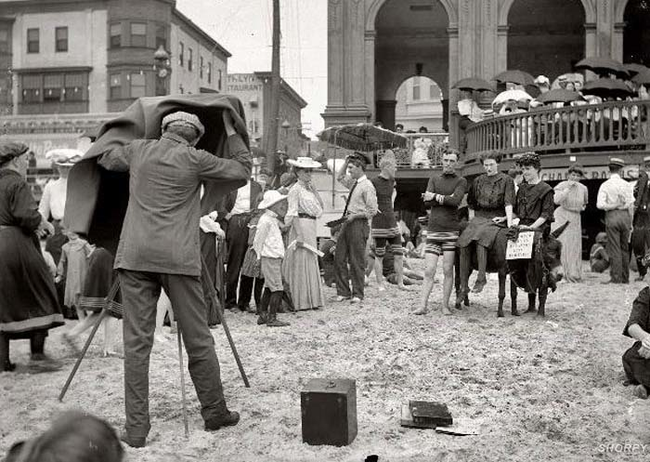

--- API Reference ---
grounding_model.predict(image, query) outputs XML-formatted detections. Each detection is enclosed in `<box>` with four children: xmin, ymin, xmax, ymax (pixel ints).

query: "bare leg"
<box><xmin>472</xmin><ymin>245</ymin><xmax>488</xmax><ymax>293</ymax></box>
<box><xmin>441</xmin><ymin>251</ymin><xmax>455</xmax><ymax>315</ymax></box>
<box><xmin>374</xmin><ymin>252</ymin><xmax>386</xmax><ymax>291</ymax></box>
<box><xmin>415</xmin><ymin>252</ymin><xmax>439</xmax><ymax>314</ymax></box>
<box><xmin>102</xmin><ymin>317</ymin><xmax>122</xmax><ymax>356</ymax></box>
<box><xmin>394</xmin><ymin>253</ymin><xmax>407</xmax><ymax>290</ymax></box>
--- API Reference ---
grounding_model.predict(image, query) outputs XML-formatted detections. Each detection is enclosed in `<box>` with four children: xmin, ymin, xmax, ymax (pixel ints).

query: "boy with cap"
<box><xmin>597</xmin><ymin>157</ymin><xmax>635</xmax><ymax>284</ymax></box>
<box><xmin>253</xmin><ymin>190</ymin><xmax>291</xmax><ymax>327</ymax></box>
<box><xmin>335</xmin><ymin>153</ymin><xmax>379</xmax><ymax>303</ymax></box>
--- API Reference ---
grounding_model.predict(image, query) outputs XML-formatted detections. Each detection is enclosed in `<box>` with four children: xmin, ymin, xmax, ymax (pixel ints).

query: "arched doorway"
<box><xmin>374</xmin><ymin>0</ymin><xmax>449</xmax><ymax>131</ymax></box>
<box><xmin>623</xmin><ymin>0</ymin><xmax>650</xmax><ymax>65</ymax></box>
<box><xmin>507</xmin><ymin>0</ymin><xmax>585</xmax><ymax>79</ymax></box>
<box><xmin>395</xmin><ymin>76</ymin><xmax>443</xmax><ymax>133</ymax></box>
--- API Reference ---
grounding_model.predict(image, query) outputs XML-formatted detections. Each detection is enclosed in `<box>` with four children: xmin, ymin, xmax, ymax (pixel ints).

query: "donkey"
<box><xmin>456</xmin><ymin>222</ymin><xmax>568</xmax><ymax>317</ymax></box>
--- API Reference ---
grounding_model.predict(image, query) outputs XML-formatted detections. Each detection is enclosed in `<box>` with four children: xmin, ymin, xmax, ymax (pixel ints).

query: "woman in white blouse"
<box><xmin>283</xmin><ymin>157</ymin><xmax>325</xmax><ymax>310</ymax></box>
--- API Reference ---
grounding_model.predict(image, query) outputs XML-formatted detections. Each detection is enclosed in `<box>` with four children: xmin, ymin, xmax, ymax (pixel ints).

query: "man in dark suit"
<box><xmin>221</xmin><ymin>179</ymin><xmax>263</xmax><ymax>310</ymax></box>
<box><xmin>97</xmin><ymin>110</ymin><xmax>250</xmax><ymax>447</ymax></box>
<box><xmin>633</xmin><ymin>156</ymin><xmax>650</xmax><ymax>281</ymax></box>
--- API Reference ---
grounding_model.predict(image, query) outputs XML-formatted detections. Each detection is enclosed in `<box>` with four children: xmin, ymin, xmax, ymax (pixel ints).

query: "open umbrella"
<box><xmin>632</xmin><ymin>69</ymin><xmax>650</xmax><ymax>86</ymax></box>
<box><xmin>316</xmin><ymin>123</ymin><xmax>408</xmax><ymax>152</ymax></box>
<box><xmin>625</xmin><ymin>63</ymin><xmax>649</xmax><ymax>77</ymax></box>
<box><xmin>581</xmin><ymin>78</ymin><xmax>633</xmax><ymax>99</ymax></box>
<box><xmin>452</xmin><ymin>77</ymin><xmax>493</xmax><ymax>92</ymax></box>
<box><xmin>575</xmin><ymin>57</ymin><xmax>629</xmax><ymax>78</ymax></box>
<box><xmin>535</xmin><ymin>89</ymin><xmax>585</xmax><ymax>104</ymax></box>
<box><xmin>493</xmin><ymin>70</ymin><xmax>535</xmax><ymax>86</ymax></box>
<box><xmin>492</xmin><ymin>89</ymin><xmax>532</xmax><ymax>107</ymax></box>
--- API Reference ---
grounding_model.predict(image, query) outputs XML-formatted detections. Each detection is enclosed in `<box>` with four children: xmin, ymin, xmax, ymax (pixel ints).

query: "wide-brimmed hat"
<box><xmin>0</xmin><ymin>142</ymin><xmax>29</xmax><ymax>167</ymax></box>
<box><xmin>287</xmin><ymin>156</ymin><xmax>321</xmax><ymax>169</ymax></box>
<box><xmin>258</xmin><ymin>190</ymin><xmax>288</xmax><ymax>210</ymax></box>
<box><xmin>162</xmin><ymin>111</ymin><xmax>205</xmax><ymax>138</ymax></box>
<box><xmin>45</xmin><ymin>148</ymin><xmax>84</xmax><ymax>167</ymax></box>
<box><xmin>608</xmin><ymin>157</ymin><xmax>625</xmax><ymax>168</ymax></box>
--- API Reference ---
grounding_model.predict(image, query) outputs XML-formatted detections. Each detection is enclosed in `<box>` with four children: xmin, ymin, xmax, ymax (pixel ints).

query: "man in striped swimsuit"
<box><xmin>415</xmin><ymin>150</ymin><xmax>467</xmax><ymax>316</ymax></box>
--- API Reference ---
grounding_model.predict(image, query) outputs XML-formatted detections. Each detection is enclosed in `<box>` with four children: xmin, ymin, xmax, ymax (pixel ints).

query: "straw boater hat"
<box><xmin>608</xmin><ymin>157</ymin><xmax>625</xmax><ymax>168</ymax></box>
<box><xmin>258</xmin><ymin>190</ymin><xmax>288</xmax><ymax>210</ymax></box>
<box><xmin>287</xmin><ymin>156</ymin><xmax>321</xmax><ymax>169</ymax></box>
<box><xmin>161</xmin><ymin>111</ymin><xmax>205</xmax><ymax>138</ymax></box>
<box><xmin>45</xmin><ymin>148</ymin><xmax>84</xmax><ymax>167</ymax></box>
<box><xmin>0</xmin><ymin>142</ymin><xmax>29</xmax><ymax>167</ymax></box>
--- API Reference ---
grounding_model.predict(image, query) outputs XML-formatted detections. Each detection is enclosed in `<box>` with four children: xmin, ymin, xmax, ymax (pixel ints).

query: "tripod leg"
<box><xmin>201</xmin><ymin>255</ymin><xmax>250</xmax><ymax>388</ymax></box>
<box><xmin>177</xmin><ymin>326</ymin><xmax>190</xmax><ymax>438</ymax></box>
<box><xmin>58</xmin><ymin>279</ymin><xmax>120</xmax><ymax>402</ymax></box>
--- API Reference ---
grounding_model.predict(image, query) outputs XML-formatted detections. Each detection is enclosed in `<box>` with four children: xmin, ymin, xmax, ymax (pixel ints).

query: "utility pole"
<box><xmin>266</xmin><ymin>0</ymin><xmax>281</xmax><ymax>160</ymax></box>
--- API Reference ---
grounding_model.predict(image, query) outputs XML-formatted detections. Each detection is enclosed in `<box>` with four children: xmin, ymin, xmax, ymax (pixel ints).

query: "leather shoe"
<box><xmin>205</xmin><ymin>411</ymin><xmax>240</xmax><ymax>431</ymax></box>
<box><xmin>120</xmin><ymin>432</ymin><xmax>146</xmax><ymax>448</ymax></box>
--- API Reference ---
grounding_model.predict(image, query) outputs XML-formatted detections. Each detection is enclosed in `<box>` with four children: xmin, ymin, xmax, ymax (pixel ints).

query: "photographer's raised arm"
<box><xmin>96</xmin><ymin>143</ymin><xmax>133</xmax><ymax>172</ymax></box>
<box><xmin>198</xmin><ymin>110</ymin><xmax>252</xmax><ymax>181</ymax></box>
<box><xmin>337</xmin><ymin>157</ymin><xmax>354</xmax><ymax>189</ymax></box>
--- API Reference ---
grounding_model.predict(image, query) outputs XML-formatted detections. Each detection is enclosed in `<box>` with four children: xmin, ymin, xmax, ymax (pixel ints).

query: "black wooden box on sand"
<box><xmin>301</xmin><ymin>378</ymin><xmax>357</xmax><ymax>446</ymax></box>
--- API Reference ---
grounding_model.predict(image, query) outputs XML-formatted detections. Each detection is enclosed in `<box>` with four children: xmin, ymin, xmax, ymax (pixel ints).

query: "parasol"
<box><xmin>492</xmin><ymin>89</ymin><xmax>533</xmax><ymax>107</ymax></box>
<box><xmin>316</xmin><ymin>123</ymin><xmax>408</xmax><ymax>152</ymax></box>
<box><xmin>534</xmin><ymin>89</ymin><xmax>585</xmax><ymax>104</ymax></box>
<box><xmin>625</xmin><ymin>63</ymin><xmax>649</xmax><ymax>77</ymax></box>
<box><xmin>452</xmin><ymin>77</ymin><xmax>494</xmax><ymax>92</ymax></box>
<box><xmin>632</xmin><ymin>69</ymin><xmax>650</xmax><ymax>86</ymax></box>
<box><xmin>493</xmin><ymin>70</ymin><xmax>535</xmax><ymax>86</ymax></box>
<box><xmin>575</xmin><ymin>57</ymin><xmax>629</xmax><ymax>78</ymax></box>
<box><xmin>581</xmin><ymin>78</ymin><xmax>633</xmax><ymax>99</ymax></box>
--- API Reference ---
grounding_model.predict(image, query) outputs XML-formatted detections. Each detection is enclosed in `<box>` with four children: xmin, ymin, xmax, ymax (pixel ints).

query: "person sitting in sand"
<box><xmin>590</xmin><ymin>232</ymin><xmax>610</xmax><ymax>273</ymax></box>
<box><xmin>622</xmin><ymin>280</ymin><xmax>650</xmax><ymax>399</ymax></box>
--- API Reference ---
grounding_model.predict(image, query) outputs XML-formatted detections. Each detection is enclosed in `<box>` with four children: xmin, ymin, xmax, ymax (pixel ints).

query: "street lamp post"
<box><xmin>153</xmin><ymin>45</ymin><xmax>171</xmax><ymax>96</ymax></box>
<box><xmin>281</xmin><ymin>119</ymin><xmax>291</xmax><ymax>155</ymax></box>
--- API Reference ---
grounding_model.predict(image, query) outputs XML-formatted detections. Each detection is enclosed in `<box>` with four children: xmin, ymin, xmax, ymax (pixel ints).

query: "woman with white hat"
<box><xmin>282</xmin><ymin>156</ymin><xmax>325</xmax><ymax>310</ymax></box>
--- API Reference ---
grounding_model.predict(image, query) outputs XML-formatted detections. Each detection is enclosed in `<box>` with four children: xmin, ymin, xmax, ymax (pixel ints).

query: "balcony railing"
<box><xmin>376</xmin><ymin>132</ymin><xmax>449</xmax><ymax>169</ymax></box>
<box><xmin>465</xmin><ymin>100</ymin><xmax>650</xmax><ymax>163</ymax></box>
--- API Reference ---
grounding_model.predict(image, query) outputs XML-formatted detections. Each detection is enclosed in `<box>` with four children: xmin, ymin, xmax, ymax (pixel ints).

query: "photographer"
<box><xmin>97</xmin><ymin>110</ymin><xmax>251</xmax><ymax>447</ymax></box>
<box><xmin>622</xmin><ymin>282</ymin><xmax>650</xmax><ymax>400</ymax></box>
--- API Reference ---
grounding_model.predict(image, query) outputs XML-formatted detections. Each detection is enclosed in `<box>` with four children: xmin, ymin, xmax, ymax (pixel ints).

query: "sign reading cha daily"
<box><xmin>539</xmin><ymin>165</ymin><xmax>640</xmax><ymax>181</ymax></box>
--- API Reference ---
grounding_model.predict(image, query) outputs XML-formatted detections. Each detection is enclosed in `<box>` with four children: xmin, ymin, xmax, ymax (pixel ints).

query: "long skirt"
<box><xmin>457</xmin><ymin>215</ymin><xmax>503</xmax><ymax>249</ymax></box>
<box><xmin>0</xmin><ymin>227</ymin><xmax>64</xmax><ymax>338</ymax></box>
<box><xmin>552</xmin><ymin>207</ymin><xmax>583</xmax><ymax>282</ymax></box>
<box><xmin>283</xmin><ymin>218</ymin><xmax>324</xmax><ymax>310</ymax></box>
<box><xmin>623</xmin><ymin>342</ymin><xmax>650</xmax><ymax>388</ymax></box>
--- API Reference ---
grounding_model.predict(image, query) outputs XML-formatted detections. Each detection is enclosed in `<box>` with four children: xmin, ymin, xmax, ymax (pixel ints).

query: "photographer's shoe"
<box><xmin>205</xmin><ymin>411</ymin><xmax>240</xmax><ymax>431</ymax></box>
<box><xmin>120</xmin><ymin>432</ymin><xmax>146</xmax><ymax>448</ymax></box>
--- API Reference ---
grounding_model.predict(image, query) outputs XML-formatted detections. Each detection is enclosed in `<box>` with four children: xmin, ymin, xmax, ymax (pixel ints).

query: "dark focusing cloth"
<box><xmin>458</xmin><ymin>172</ymin><xmax>515</xmax><ymax>248</ymax></box>
<box><xmin>0</xmin><ymin>170</ymin><xmax>64</xmax><ymax>337</ymax></box>
<box><xmin>622</xmin><ymin>287</ymin><xmax>650</xmax><ymax>388</ymax></box>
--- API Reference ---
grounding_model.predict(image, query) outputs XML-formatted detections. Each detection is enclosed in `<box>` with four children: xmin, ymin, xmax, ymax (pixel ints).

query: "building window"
<box><xmin>64</xmin><ymin>73</ymin><xmax>86</xmax><ymax>101</ymax></box>
<box><xmin>207</xmin><ymin>63</ymin><xmax>212</xmax><ymax>83</ymax></box>
<box><xmin>27</xmin><ymin>28</ymin><xmax>39</xmax><ymax>53</ymax></box>
<box><xmin>188</xmin><ymin>48</ymin><xmax>193</xmax><ymax>71</ymax></box>
<box><xmin>110</xmin><ymin>23</ymin><xmax>121</xmax><ymax>48</ymax></box>
<box><xmin>179</xmin><ymin>42</ymin><xmax>184</xmax><ymax>66</ymax></box>
<box><xmin>21</xmin><ymin>74</ymin><xmax>41</xmax><ymax>102</ymax></box>
<box><xmin>43</xmin><ymin>74</ymin><xmax>63</xmax><ymax>101</ymax></box>
<box><xmin>155</xmin><ymin>24</ymin><xmax>167</xmax><ymax>50</ymax></box>
<box><xmin>218</xmin><ymin>69</ymin><xmax>222</xmax><ymax>90</ymax></box>
<box><xmin>55</xmin><ymin>27</ymin><xmax>68</xmax><ymax>52</ymax></box>
<box><xmin>412</xmin><ymin>77</ymin><xmax>421</xmax><ymax>100</ymax></box>
<box><xmin>109</xmin><ymin>73</ymin><xmax>121</xmax><ymax>99</ymax></box>
<box><xmin>130</xmin><ymin>23</ymin><xmax>146</xmax><ymax>47</ymax></box>
<box><xmin>130</xmin><ymin>73</ymin><xmax>146</xmax><ymax>98</ymax></box>
<box><xmin>0</xmin><ymin>26</ymin><xmax>10</xmax><ymax>54</ymax></box>
<box><xmin>200</xmin><ymin>56</ymin><xmax>204</xmax><ymax>78</ymax></box>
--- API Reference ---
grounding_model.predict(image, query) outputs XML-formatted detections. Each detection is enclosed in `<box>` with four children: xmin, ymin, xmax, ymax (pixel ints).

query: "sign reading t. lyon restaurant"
<box><xmin>227</xmin><ymin>74</ymin><xmax>263</xmax><ymax>92</ymax></box>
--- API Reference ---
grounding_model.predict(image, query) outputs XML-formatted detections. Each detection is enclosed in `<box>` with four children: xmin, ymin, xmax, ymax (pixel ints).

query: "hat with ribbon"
<box><xmin>258</xmin><ymin>190</ymin><xmax>288</xmax><ymax>210</ymax></box>
<box><xmin>287</xmin><ymin>156</ymin><xmax>322</xmax><ymax>169</ymax></box>
<box><xmin>608</xmin><ymin>157</ymin><xmax>625</xmax><ymax>168</ymax></box>
<box><xmin>45</xmin><ymin>148</ymin><xmax>84</xmax><ymax>167</ymax></box>
<box><xmin>0</xmin><ymin>142</ymin><xmax>29</xmax><ymax>167</ymax></box>
<box><xmin>161</xmin><ymin>111</ymin><xmax>205</xmax><ymax>138</ymax></box>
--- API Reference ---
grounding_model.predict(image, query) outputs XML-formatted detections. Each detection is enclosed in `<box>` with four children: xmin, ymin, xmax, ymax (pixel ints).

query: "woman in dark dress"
<box><xmin>0</xmin><ymin>142</ymin><xmax>64</xmax><ymax>371</ymax></box>
<box><xmin>458</xmin><ymin>151</ymin><xmax>515</xmax><ymax>295</ymax></box>
<box><xmin>622</xmin><ymin>286</ymin><xmax>650</xmax><ymax>399</ymax></box>
<box><xmin>513</xmin><ymin>153</ymin><xmax>555</xmax><ymax>234</ymax></box>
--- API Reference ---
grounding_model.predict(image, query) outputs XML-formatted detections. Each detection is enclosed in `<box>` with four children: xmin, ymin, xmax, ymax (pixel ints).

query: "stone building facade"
<box><xmin>323</xmin><ymin>0</ymin><xmax>650</xmax><ymax>146</ymax></box>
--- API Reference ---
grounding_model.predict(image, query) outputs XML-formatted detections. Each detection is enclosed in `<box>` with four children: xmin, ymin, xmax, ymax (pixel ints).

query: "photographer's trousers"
<box><xmin>119</xmin><ymin>269</ymin><xmax>228</xmax><ymax>438</ymax></box>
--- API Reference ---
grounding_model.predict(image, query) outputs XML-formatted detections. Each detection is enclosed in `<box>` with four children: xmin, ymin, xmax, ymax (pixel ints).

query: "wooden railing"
<box><xmin>465</xmin><ymin>100</ymin><xmax>650</xmax><ymax>163</ymax></box>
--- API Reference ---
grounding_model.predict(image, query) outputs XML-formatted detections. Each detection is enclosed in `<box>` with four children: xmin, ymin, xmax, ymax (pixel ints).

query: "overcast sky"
<box><xmin>176</xmin><ymin>0</ymin><xmax>328</xmax><ymax>138</ymax></box>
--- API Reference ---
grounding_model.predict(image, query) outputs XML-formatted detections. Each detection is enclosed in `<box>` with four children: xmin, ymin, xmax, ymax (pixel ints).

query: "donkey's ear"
<box><xmin>4</xmin><ymin>441</ymin><xmax>26</xmax><ymax>462</ymax></box>
<box><xmin>550</xmin><ymin>221</ymin><xmax>570</xmax><ymax>239</ymax></box>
